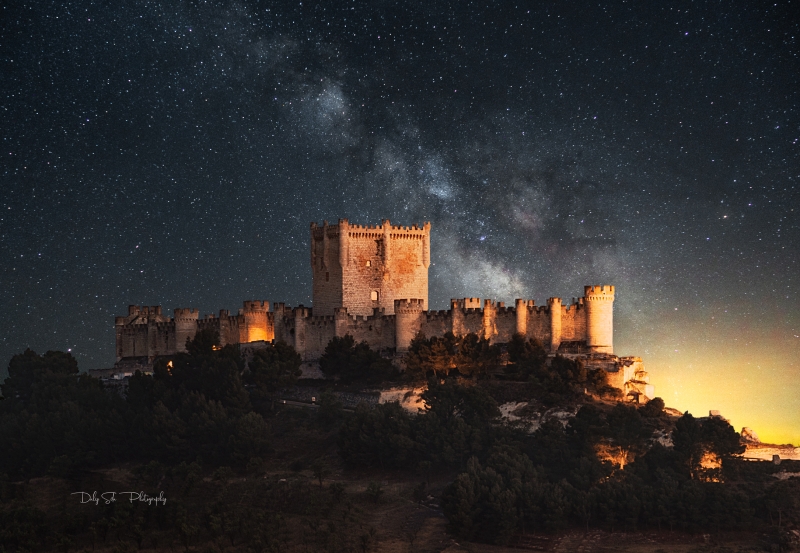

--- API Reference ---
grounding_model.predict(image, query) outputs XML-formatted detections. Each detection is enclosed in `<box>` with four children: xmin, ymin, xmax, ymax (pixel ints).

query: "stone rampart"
<box><xmin>112</xmin><ymin>219</ymin><xmax>637</xmax><ymax>398</ymax></box>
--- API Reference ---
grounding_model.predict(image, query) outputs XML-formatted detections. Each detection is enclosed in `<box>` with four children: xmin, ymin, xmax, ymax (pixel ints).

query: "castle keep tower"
<box><xmin>311</xmin><ymin>219</ymin><xmax>430</xmax><ymax>317</ymax></box>
<box><xmin>584</xmin><ymin>285</ymin><xmax>615</xmax><ymax>354</ymax></box>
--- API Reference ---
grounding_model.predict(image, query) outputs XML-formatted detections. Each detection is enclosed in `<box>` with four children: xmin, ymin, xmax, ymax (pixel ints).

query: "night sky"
<box><xmin>2</xmin><ymin>1</ymin><xmax>798</xmax><ymax>442</ymax></box>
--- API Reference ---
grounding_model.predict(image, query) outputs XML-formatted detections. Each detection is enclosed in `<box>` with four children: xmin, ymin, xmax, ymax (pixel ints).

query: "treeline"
<box><xmin>0</xmin><ymin>330</ymin><xmax>302</xmax><ymax>479</ymax></box>
<box><xmin>1</xmin><ymin>331</ymin><xmax>798</xmax><ymax>550</ymax></box>
<box><xmin>338</xmin><ymin>384</ymin><xmax>799</xmax><ymax>545</ymax></box>
<box><xmin>407</xmin><ymin>333</ymin><xmax>621</xmax><ymax>404</ymax></box>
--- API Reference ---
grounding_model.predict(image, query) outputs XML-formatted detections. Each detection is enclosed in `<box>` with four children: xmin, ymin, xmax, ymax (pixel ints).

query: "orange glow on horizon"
<box><xmin>616</xmin><ymin>308</ymin><xmax>800</xmax><ymax>446</ymax></box>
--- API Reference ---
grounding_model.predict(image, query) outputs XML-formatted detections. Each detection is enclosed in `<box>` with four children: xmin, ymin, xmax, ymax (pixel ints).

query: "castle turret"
<box><xmin>548</xmin><ymin>298</ymin><xmax>562</xmax><ymax>353</ymax></box>
<box><xmin>450</xmin><ymin>299</ymin><xmax>465</xmax><ymax>336</ymax></box>
<box><xmin>515</xmin><ymin>299</ymin><xmax>535</xmax><ymax>337</ymax></box>
<box><xmin>482</xmin><ymin>299</ymin><xmax>497</xmax><ymax>341</ymax></box>
<box><xmin>293</xmin><ymin>306</ymin><xmax>310</xmax><ymax>357</ymax></box>
<box><xmin>174</xmin><ymin>308</ymin><xmax>200</xmax><ymax>352</ymax></box>
<box><xmin>584</xmin><ymin>285</ymin><xmax>614</xmax><ymax>354</ymax></box>
<box><xmin>272</xmin><ymin>302</ymin><xmax>291</xmax><ymax>343</ymax></box>
<box><xmin>395</xmin><ymin>299</ymin><xmax>424</xmax><ymax>352</ymax></box>
<box><xmin>242</xmin><ymin>300</ymin><xmax>271</xmax><ymax>343</ymax></box>
<box><xmin>515</xmin><ymin>299</ymin><xmax>528</xmax><ymax>337</ymax></box>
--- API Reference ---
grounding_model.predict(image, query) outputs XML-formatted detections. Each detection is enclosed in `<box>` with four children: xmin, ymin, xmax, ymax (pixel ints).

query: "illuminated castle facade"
<box><xmin>114</xmin><ymin>219</ymin><xmax>652</xmax><ymax>400</ymax></box>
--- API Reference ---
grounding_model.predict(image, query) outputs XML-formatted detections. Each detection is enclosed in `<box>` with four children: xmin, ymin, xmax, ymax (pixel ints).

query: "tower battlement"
<box><xmin>243</xmin><ymin>300</ymin><xmax>269</xmax><ymax>311</ymax></box>
<box><xmin>394</xmin><ymin>298</ymin><xmax>426</xmax><ymax>311</ymax></box>
<box><xmin>584</xmin><ymin>285</ymin><xmax>615</xmax><ymax>299</ymax></box>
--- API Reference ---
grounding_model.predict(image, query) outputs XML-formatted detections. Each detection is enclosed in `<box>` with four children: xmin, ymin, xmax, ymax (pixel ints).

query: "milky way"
<box><xmin>2</xmin><ymin>2</ymin><xmax>798</xmax><ymax>441</ymax></box>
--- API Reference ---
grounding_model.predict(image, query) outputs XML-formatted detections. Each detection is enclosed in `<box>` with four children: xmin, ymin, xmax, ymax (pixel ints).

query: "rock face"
<box><xmin>740</xmin><ymin>427</ymin><xmax>760</xmax><ymax>444</ymax></box>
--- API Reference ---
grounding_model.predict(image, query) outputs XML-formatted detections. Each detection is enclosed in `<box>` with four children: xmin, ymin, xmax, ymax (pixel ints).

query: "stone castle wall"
<box><xmin>267</xmin><ymin>290</ymin><xmax>612</xmax><ymax>360</ymax></box>
<box><xmin>113</xmin><ymin>221</ymin><xmax>638</xmax><ymax>397</ymax></box>
<box><xmin>115</xmin><ymin>301</ymin><xmax>273</xmax><ymax>361</ymax></box>
<box><xmin>116</xmin><ymin>292</ymin><xmax>614</xmax><ymax>363</ymax></box>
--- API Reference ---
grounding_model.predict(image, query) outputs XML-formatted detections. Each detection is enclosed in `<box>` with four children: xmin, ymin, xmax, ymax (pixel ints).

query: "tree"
<box><xmin>338</xmin><ymin>402</ymin><xmax>418</xmax><ymax>468</ymax></box>
<box><xmin>414</xmin><ymin>380</ymin><xmax>501</xmax><ymax>468</ymax></box>
<box><xmin>1</xmin><ymin>349</ymin><xmax>79</xmax><ymax>408</ymax></box>
<box><xmin>405</xmin><ymin>332</ymin><xmax>500</xmax><ymax>379</ymax></box>
<box><xmin>454</xmin><ymin>333</ymin><xmax>501</xmax><ymax>377</ymax></box>
<box><xmin>506</xmin><ymin>333</ymin><xmax>548</xmax><ymax>379</ymax></box>
<box><xmin>0</xmin><ymin>349</ymin><xmax>131</xmax><ymax>479</ymax></box>
<box><xmin>404</xmin><ymin>332</ymin><xmax>457</xmax><ymax>379</ymax></box>
<box><xmin>312</xmin><ymin>460</ymin><xmax>330</xmax><ymax>488</ymax></box>
<box><xmin>245</xmin><ymin>341</ymin><xmax>301</xmax><ymax>394</ymax></box>
<box><xmin>442</xmin><ymin>449</ymin><xmax>550</xmax><ymax>544</ymax></box>
<box><xmin>420</xmin><ymin>379</ymin><xmax>500</xmax><ymax>427</ymax></box>
<box><xmin>605</xmin><ymin>403</ymin><xmax>651</xmax><ymax>469</ymax></box>
<box><xmin>159</xmin><ymin>329</ymin><xmax>251</xmax><ymax>415</ymax></box>
<box><xmin>317</xmin><ymin>389</ymin><xmax>344</xmax><ymax>428</ymax></box>
<box><xmin>319</xmin><ymin>335</ymin><xmax>394</xmax><ymax>383</ymax></box>
<box><xmin>671</xmin><ymin>413</ymin><xmax>706</xmax><ymax>479</ymax></box>
<box><xmin>245</xmin><ymin>341</ymin><xmax>301</xmax><ymax>412</ymax></box>
<box><xmin>639</xmin><ymin>397</ymin><xmax>665</xmax><ymax>418</ymax></box>
<box><xmin>702</xmin><ymin>415</ymin><xmax>746</xmax><ymax>459</ymax></box>
<box><xmin>672</xmin><ymin>413</ymin><xmax>745</xmax><ymax>480</ymax></box>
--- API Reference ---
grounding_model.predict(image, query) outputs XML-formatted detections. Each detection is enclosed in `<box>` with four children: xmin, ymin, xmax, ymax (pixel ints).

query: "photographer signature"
<box><xmin>71</xmin><ymin>491</ymin><xmax>166</xmax><ymax>505</ymax></box>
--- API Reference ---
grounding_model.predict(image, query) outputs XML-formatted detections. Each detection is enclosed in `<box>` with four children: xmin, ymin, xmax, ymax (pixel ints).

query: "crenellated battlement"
<box><xmin>293</xmin><ymin>306</ymin><xmax>311</xmax><ymax>318</ymax></box>
<box><xmin>584</xmin><ymin>284</ymin><xmax>615</xmax><ymax>300</ymax></box>
<box><xmin>565</xmin><ymin>300</ymin><xmax>585</xmax><ymax>312</ymax></box>
<box><xmin>394</xmin><ymin>299</ymin><xmax>426</xmax><ymax>313</ymax></box>
<box><xmin>174</xmin><ymin>308</ymin><xmax>200</xmax><ymax>318</ymax></box>
<box><xmin>424</xmin><ymin>309</ymin><xmax>451</xmax><ymax>321</ymax></box>
<box><xmin>451</xmin><ymin>297</ymin><xmax>482</xmax><ymax>310</ymax></box>
<box><xmin>243</xmin><ymin>300</ymin><xmax>269</xmax><ymax>311</ymax></box>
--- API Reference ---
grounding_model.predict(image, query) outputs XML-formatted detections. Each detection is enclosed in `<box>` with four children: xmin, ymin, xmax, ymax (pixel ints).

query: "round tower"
<box><xmin>482</xmin><ymin>299</ymin><xmax>497</xmax><ymax>341</ymax></box>
<box><xmin>547</xmin><ymin>297</ymin><xmax>562</xmax><ymax>353</ymax></box>
<box><xmin>395</xmin><ymin>299</ymin><xmax>424</xmax><ymax>352</ymax></box>
<box><xmin>515</xmin><ymin>299</ymin><xmax>535</xmax><ymax>337</ymax></box>
<box><xmin>584</xmin><ymin>285</ymin><xmax>614</xmax><ymax>354</ymax></box>
<box><xmin>174</xmin><ymin>308</ymin><xmax>200</xmax><ymax>352</ymax></box>
<box><xmin>450</xmin><ymin>299</ymin><xmax>465</xmax><ymax>336</ymax></box>
<box><xmin>242</xmin><ymin>300</ymin><xmax>269</xmax><ymax>343</ymax></box>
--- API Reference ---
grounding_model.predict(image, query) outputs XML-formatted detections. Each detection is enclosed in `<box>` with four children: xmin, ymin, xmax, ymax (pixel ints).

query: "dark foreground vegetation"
<box><xmin>0</xmin><ymin>330</ymin><xmax>798</xmax><ymax>552</ymax></box>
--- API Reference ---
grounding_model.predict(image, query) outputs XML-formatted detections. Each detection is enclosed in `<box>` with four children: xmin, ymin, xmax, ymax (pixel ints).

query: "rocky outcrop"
<box><xmin>740</xmin><ymin>427</ymin><xmax>760</xmax><ymax>444</ymax></box>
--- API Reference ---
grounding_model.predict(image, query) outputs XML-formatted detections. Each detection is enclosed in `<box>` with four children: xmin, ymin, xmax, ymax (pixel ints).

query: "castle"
<box><xmin>114</xmin><ymin>219</ymin><xmax>653</xmax><ymax>401</ymax></box>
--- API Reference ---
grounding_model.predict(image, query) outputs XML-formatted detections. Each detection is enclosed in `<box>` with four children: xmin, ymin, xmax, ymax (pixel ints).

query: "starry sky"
<box><xmin>2</xmin><ymin>1</ymin><xmax>798</xmax><ymax>443</ymax></box>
